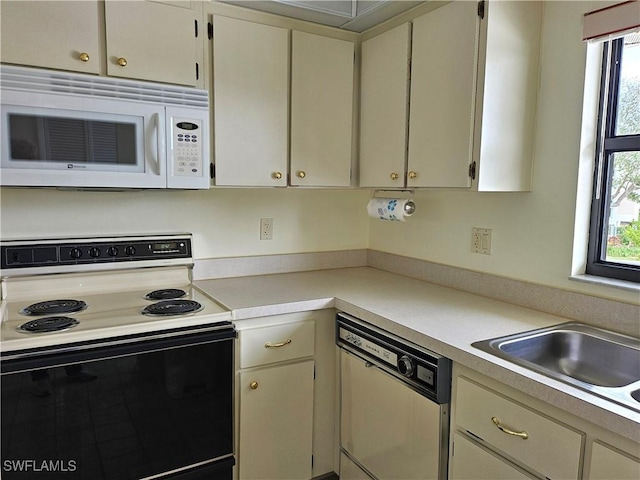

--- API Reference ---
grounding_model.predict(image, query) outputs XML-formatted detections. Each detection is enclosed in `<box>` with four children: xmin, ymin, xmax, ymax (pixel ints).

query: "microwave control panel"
<box><xmin>172</xmin><ymin>119</ymin><xmax>203</xmax><ymax>177</ymax></box>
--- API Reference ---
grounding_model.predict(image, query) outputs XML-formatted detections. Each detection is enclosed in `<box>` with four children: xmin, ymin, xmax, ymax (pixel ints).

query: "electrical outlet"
<box><xmin>472</xmin><ymin>227</ymin><xmax>492</xmax><ymax>255</ymax></box>
<box><xmin>260</xmin><ymin>218</ymin><xmax>273</xmax><ymax>240</ymax></box>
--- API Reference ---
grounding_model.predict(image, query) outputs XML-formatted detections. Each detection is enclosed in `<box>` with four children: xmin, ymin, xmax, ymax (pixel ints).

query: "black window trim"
<box><xmin>586</xmin><ymin>38</ymin><xmax>640</xmax><ymax>283</ymax></box>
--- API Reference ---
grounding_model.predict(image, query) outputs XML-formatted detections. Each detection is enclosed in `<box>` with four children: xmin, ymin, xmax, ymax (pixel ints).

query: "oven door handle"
<box><xmin>1</xmin><ymin>324</ymin><xmax>236</xmax><ymax>374</ymax></box>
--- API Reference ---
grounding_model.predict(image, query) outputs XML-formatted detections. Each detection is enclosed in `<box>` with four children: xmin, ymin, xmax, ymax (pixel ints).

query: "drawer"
<box><xmin>239</xmin><ymin>320</ymin><xmax>315</xmax><ymax>368</ymax></box>
<box><xmin>456</xmin><ymin>377</ymin><xmax>583</xmax><ymax>479</ymax></box>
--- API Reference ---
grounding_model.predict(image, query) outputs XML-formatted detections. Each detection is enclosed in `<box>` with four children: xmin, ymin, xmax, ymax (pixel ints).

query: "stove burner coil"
<box><xmin>20</xmin><ymin>299</ymin><xmax>87</xmax><ymax>316</ymax></box>
<box><xmin>18</xmin><ymin>316</ymin><xmax>80</xmax><ymax>333</ymax></box>
<box><xmin>145</xmin><ymin>289</ymin><xmax>187</xmax><ymax>301</ymax></box>
<box><xmin>142</xmin><ymin>300</ymin><xmax>203</xmax><ymax>316</ymax></box>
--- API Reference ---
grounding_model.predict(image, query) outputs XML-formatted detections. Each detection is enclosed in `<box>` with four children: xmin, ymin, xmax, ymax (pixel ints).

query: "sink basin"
<box><xmin>473</xmin><ymin>322</ymin><xmax>640</xmax><ymax>412</ymax></box>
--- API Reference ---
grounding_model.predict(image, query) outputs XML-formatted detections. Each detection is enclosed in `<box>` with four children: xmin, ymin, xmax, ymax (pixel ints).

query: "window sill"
<box><xmin>569</xmin><ymin>274</ymin><xmax>640</xmax><ymax>293</ymax></box>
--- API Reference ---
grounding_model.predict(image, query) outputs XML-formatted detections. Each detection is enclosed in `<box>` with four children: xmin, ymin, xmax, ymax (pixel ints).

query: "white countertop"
<box><xmin>196</xmin><ymin>266</ymin><xmax>640</xmax><ymax>443</ymax></box>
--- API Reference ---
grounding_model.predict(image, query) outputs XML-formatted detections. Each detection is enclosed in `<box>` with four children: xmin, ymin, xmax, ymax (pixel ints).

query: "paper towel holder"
<box><xmin>371</xmin><ymin>189</ymin><xmax>416</xmax><ymax>215</ymax></box>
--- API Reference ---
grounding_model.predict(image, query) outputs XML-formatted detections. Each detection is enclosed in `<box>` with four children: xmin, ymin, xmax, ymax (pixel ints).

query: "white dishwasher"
<box><xmin>337</xmin><ymin>312</ymin><xmax>451</xmax><ymax>480</ymax></box>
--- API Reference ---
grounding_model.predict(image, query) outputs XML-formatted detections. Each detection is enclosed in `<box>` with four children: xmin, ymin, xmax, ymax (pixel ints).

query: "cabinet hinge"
<box><xmin>210</xmin><ymin>163</ymin><xmax>215</xmax><ymax>179</ymax></box>
<box><xmin>195</xmin><ymin>63</ymin><xmax>199</xmax><ymax>81</ymax></box>
<box><xmin>313</xmin><ymin>365</ymin><xmax>316</xmax><ymax>379</ymax></box>
<box><xmin>311</xmin><ymin>455</ymin><xmax>314</xmax><ymax>468</ymax></box>
<box><xmin>477</xmin><ymin>1</ymin><xmax>485</xmax><ymax>19</ymax></box>
<box><xmin>468</xmin><ymin>161</ymin><xmax>477</xmax><ymax>180</ymax></box>
<box><xmin>194</xmin><ymin>19</ymin><xmax>198</xmax><ymax>38</ymax></box>
<box><xmin>208</xmin><ymin>22</ymin><xmax>214</xmax><ymax>40</ymax></box>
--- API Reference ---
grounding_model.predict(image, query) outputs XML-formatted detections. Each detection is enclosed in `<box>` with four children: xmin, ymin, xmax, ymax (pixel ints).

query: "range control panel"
<box><xmin>1</xmin><ymin>235</ymin><xmax>193</xmax><ymax>272</ymax></box>
<box><xmin>337</xmin><ymin>312</ymin><xmax>451</xmax><ymax>404</ymax></box>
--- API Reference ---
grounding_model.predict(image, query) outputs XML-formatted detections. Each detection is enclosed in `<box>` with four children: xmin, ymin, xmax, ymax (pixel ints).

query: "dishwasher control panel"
<box><xmin>336</xmin><ymin>312</ymin><xmax>451</xmax><ymax>403</ymax></box>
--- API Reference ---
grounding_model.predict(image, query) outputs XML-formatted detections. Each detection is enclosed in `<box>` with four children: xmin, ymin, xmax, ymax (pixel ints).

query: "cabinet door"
<box><xmin>407</xmin><ymin>1</ymin><xmax>479</xmax><ymax>188</ymax></box>
<box><xmin>359</xmin><ymin>23</ymin><xmax>411</xmax><ymax>188</ymax></box>
<box><xmin>456</xmin><ymin>377</ymin><xmax>583</xmax><ymax>480</ymax></box>
<box><xmin>450</xmin><ymin>432</ymin><xmax>535</xmax><ymax>480</ymax></box>
<box><xmin>474</xmin><ymin>0</ymin><xmax>541</xmax><ymax>191</ymax></box>
<box><xmin>104</xmin><ymin>1</ymin><xmax>198</xmax><ymax>85</ymax></box>
<box><xmin>291</xmin><ymin>31</ymin><xmax>354</xmax><ymax>187</ymax></box>
<box><xmin>212</xmin><ymin>16</ymin><xmax>288</xmax><ymax>186</ymax></box>
<box><xmin>588</xmin><ymin>442</ymin><xmax>640</xmax><ymax>480</ymax></box>
<box><xmin>0</xmin><ymin>1</ymin><xmax>101</xmax><ymax>74</ymax></box>
<box><xmin>239</xmin><ymin>360</ymin><xmax>314</xmax><ymax>480</ymax></box>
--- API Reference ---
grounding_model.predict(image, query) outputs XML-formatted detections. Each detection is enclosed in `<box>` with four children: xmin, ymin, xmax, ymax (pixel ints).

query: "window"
<box><xmin>587</xmin><ymin>33</ymin><xmax>640</xmax><ymax>283</ymax></box>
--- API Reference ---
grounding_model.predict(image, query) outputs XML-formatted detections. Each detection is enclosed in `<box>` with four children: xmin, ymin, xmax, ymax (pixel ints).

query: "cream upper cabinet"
<box><xmin>290</xmin><ymin>31</ymin><xmax>355</xmax><ymax>187</ymax></box>
<box><xmin>363</xmin><ymin>0</ymin><xmax>541</xmax><ymax>190</ymax></box>
<box><xmin>1</xmin><ymin>1</ymin><xmax>201</xmax><ymax>86</ymax></box>
<box><xmin>211</xmin><ymin>15</ymin><xmax>355</xmax><ymax>187</ymax></box>
<box><xmin>212</xmin><ymin>16</ymin><xmax>289</xmax><ymax>187</ymax></box>
<box><xmin>359</xmin><ymin>23</ymin><xmax>411</xmax><ymax>188</ymax></box>
<box><xmin>0</xmin><ymin>1</ymin><xmax>101</xmax><ymax>74</ymax></box>
<box><xmin>104</xmin><ymin>1</ymin><xmax>199</xmax><ymax>86</ymax></box>
<box><xmin>407</xmin><ymin>1</ymin><xmax>479</xmax><ymax>188</ymax></box>
<box><xmin>473</xmin><ymin>0</ymin><xmax>541</xmax><ymax>191</ymax></box>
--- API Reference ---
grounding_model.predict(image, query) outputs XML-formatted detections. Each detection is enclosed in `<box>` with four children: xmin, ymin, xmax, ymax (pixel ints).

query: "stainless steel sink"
<box><xmin>472</xmin><ymin>322</ymin><xmax>640</xmax><ymax>412</ymax></box>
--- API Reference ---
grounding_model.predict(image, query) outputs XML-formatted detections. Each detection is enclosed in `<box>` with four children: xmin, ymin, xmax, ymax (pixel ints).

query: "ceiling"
<box><xmin>221</xmin><ymin>0</ymin><xmax>426</xmax><ymax>32</ymax></box>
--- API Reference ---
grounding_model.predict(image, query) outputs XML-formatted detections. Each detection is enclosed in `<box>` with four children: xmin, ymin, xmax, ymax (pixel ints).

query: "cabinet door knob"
<box><xmin>390</xmin><ymin>172</ymin><xmax>399</xmax><ymax>181</ymax></box>
<box><xmin>249</xmin><ymin>381</ymin><xmax>259</xmax><ymax>390</ymax></box>
<box><xmin>117</xmin><ymin>57</ymin><xmax>128</xmax><ymax>67</ymax></box>
<box><xmin>272</xmin><ymin>172</ymin><xmax>282</xmax><ymax>180</ymax></box>
<box><xmin>296</xmin><ymin>171</ymin><xmax>306</xmax><ymax>179</ymax></box>
<box><xmin>79</xmin><ymin>52</ymin><xmax>90</xmax><ymax>62</ymax></box>
<box><xmin>491</xmin><ymin>417</ymin><xmax>529</xmax><ymax>439</ymax></box>
<box><xmin>408</xmin><ymin>171</ymin><xmax>417</xmax><ymax>180</ymax></box>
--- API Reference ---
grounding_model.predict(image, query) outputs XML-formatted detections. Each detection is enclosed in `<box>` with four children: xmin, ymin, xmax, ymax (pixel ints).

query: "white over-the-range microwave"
<box><xmin>0</xmin><ymin>65</ymin><xmax>210</xmax><ymax>189</ymax></box>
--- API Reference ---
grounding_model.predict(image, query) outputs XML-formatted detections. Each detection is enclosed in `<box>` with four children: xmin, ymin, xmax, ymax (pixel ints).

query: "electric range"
<box><xmin>0</xmin><ymin>234</ymin><xmax>236</xmax><ymax>480</ymax></box>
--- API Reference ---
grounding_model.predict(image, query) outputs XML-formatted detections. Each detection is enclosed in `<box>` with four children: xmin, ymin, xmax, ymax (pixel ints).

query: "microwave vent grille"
<box><xmin>0</xmin><ymin>66</ymin><xmax>208</xmax><ymax>108</ymax></box>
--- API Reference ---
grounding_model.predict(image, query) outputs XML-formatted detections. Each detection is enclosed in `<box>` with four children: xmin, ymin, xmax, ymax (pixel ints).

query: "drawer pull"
<box><xmin>264</xmin><ymin>339</ymin><xmax>292</xmax><ymax>349</ymax></box>
<box><xmin>491</xmin><ymin>417</ymin><xmax>529</xmax><ymax>440</ymax></box>
<box><xmin>250</xmin><ymin>381</ymin><xmax>258</xmax><ymax>390</ymax></box>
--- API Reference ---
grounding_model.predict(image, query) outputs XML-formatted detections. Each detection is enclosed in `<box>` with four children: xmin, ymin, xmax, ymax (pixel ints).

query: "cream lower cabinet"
<box><xmin>211</xmin><ymin>14</ymin><xmax>355</xmax><ymax>187</ymax></box>
<box><xmin>1</xmin><ymin>1</ymin><xmax>201</xmax><ymax>86</ymax></box>
<box><xmin>452</xmin><ymin>364</ymin><xmax>640</xmax><ymax>480</ymax></box>
<box><xmin>235</xmin><ymin>310</ymin><xmax>336</xmax><ymax>480</ymax></box>
<box><xmin>239</xmin><ymin>361</ymin><xmax>315</xmax><ymax>479</ymax></box>
<box><xmin>450</xmin><ymin>432</ymin><xmax>535</xmax><ymax>480</ymax></box>
<box><xmin>588</xmin><ymin>441</ymin><xmax>640</xmax><ymax>480</ymax></box>
<box><xmin>453</xmin><ymin>375</ymin><xmax>583</xmax><ymax>479</ymax></box>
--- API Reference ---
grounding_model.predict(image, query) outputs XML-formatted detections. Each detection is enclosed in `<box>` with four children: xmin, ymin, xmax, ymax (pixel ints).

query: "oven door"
<box><xmin>0</xmin><ymin>90</ymin><xmax>166</xmax><ymax>189</ymax></box>
<box><xmin>1</xmin><ymin>322</ymin><xmax>235</xmax><ymax>480</ymax></box>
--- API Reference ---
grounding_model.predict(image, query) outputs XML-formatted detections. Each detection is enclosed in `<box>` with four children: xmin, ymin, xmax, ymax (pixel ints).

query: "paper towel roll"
<box><xmin>367</xmin><ymin>198</ymin><xmax>415</xmax><ymax>222</ymax></box>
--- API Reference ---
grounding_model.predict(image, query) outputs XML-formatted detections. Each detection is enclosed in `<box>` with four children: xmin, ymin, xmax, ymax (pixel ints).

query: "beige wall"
<box><xmin>0</xmin><ymin>188</ymin><xmax>371</xmax><ymax>259</ymax></box>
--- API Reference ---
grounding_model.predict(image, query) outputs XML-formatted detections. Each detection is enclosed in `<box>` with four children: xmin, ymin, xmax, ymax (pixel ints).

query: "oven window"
<box><xmin>1</xmin><ymin>338</ymin><xmax>233</xmax><ymax>479</ymax></box>
<box><xmin>8</xmin><ymin>114</ymin><xmax>137</xmax><ymax>165</ymax></box>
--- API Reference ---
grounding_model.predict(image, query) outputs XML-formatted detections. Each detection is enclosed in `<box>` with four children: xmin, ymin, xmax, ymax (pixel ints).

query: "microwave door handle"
<box><xmin>151</xmin><ymin>112</ymin><xmax>165</xmax><ymax>176</ymax></box>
